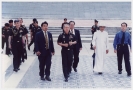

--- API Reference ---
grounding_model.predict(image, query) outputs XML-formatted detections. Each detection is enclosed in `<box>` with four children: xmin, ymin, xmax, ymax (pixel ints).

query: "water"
<box><xmin>2</xmin><ymin>2</ymin><xmax>131</xmax><ymax>19</ymax></box>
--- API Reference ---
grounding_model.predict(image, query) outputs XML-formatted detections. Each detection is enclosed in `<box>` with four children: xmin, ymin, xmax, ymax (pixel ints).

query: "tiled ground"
<box><xmin>15</xmin><ymin>55</ymin><xmax>131</xmax><ymax>88</ymax></box>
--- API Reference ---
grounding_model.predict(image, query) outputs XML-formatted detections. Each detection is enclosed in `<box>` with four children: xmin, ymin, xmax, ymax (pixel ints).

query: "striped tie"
<box><xmin>45</xmin><ymin>31</ymin><xmax>49</xmax><ymax>49</ymax></box>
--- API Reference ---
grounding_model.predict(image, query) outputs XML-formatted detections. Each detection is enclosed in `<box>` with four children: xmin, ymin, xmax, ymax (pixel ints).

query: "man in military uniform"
<box><xmin>57</xmin><ymin>23</ymin><xmax>77</xmax><ymax>82</ymax></box>
<box><xmin>8</xmin><ymin>20</ymin><xmax>25</xmax><ymax>72</ymax></box>
<box><xmin>9</xmin><ymin>20</ymin><xmax>14</xmax><ymax>29</ymax></box>
<box><xmin>19</xmin><ymin>18</ymin><xmax>29</xmax><ymax>63</ymax></box>
<box><xmin>29</xmin><ymin>21</ymin><xmax>41</xmax><ymax>54</ymax></box>
<box><xmin>2</xmin><ymin>23</ymin><xmax>10</xmax><ymax>55</ymax></box>
<box><xmin>8</xmin><ymin>19</ymin><xmax>14</xmax><ymax>54</ymax></box>
<box><xmin>90</xmin><ymin>19</ymin><xmax>99</xmax><ymax>50</ymax></box>
<box><xmin>28</xmin><ymin>18</ymin><xmax>37</xmax><ymax>50</ymax></box>
<box><xmin>61</xmin><ymin>18</ymin><xmax>67</xmax><ymax>31</ymax></box>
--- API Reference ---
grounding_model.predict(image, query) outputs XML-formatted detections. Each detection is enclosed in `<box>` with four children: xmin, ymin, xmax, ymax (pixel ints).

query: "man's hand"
<box><xmin>9</xmin><ymin>44</ymin><xmax>11</xmax><ymax>49</ymax></box>
<box><xmin>106</xmin><ymin>50</ymin><xmax>109</xmax><ymax>54</ymax></box>
<box><xmin>58</xmin><ymin>43</ymin><xmax>62</xmax><ymax>46</ymax></box>
<box><xmin>51</xmin><ymin>52</ymin><xmax>55</xmax><ymax>55</ymax></box>
<box><xmin>2</xmin><ymin>35</ymin><xmax>5</xmax><ymax>38</ymax></box>
<box><xmin>93</xmin><ymin>46</ymin><xmax>96</xmax><ymax>50</ymax></box>
<box><xmin>69</xmin><ymin>41</ymin><xmax>73</xmax><ymax>46</ymax></box>
<box><xmin>80</xmin><ymin>48</ymin><xmax>82</xmax><ymax>51</ymax></box>
<box><xmin>114</xmin><ymin>49</ymin><xmax>117</xmax><ymax>53</ymax></box>
<box><xmin>36</xmin><ymin>51</ymin><xmax>41</xmax><ymax>56</ymax></box>
<box><xmin>64</xmin><ymin>44</ymin><xmax>68</xmax><ymax>47</ymax></box>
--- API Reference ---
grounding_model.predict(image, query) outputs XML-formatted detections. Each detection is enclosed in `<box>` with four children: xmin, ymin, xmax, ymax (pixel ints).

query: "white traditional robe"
<box><xmin>92</xmin><ymin>30</ymin><xmax>109</xmax><ymax>72</ymax></box>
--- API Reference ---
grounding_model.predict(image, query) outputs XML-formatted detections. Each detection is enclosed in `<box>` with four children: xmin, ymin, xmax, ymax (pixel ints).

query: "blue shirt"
<box><xmin>113</xmin><ymin>31</ymin><xmax>131</xmax><ymax>50</ymax></box>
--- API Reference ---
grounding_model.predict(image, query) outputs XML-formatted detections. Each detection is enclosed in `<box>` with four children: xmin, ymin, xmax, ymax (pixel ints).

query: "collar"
<box><xmin>43</xmin><ymin>30</ymin><xmax>48</xmax><ymax>33</ymax></box>
<box><xmin>70</xmin><ymin>29</ymin><xmax>74</xmax><ymax>32</ymax></box>
<box><xmin>121</xmin><ymin>31</ymin><xmax>126</xmax><ymax>33</ymax></box>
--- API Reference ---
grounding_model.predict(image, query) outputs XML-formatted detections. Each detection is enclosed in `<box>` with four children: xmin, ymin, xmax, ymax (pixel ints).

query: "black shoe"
<box><xmin>98</xmin><ymin>72</ymin><xmax>102</xmax><ymax>74</ymax></box>
<box><xmin>13</xmin><ymin>69</ymin><xmax>18</xmax><ymax>72</ymax></box>
<box><xmin>28</xmin><ymin>46</ymin><xmax>30</xmax><ymax>50</ymax></box>
<box><xmin>17</xmin><ymin>68</ymin><xmax>20</xmax><ymax>70</ymax></box>
<box><xmin>65</xmin><ymin>78</ymin><xmax>68</xmax><ymax>82</ymax></box>
<box><xmin>118</xmin><ymin>71</ymin><xmax>122</xmax><ymax>74</ymax></box>
<box><xmin>22</xmin><ymin>59</ymin><xmax>25</xmax><ymax>63</ymax></box>
<box><xmin>127</xmin><ymin>73</ymin><xmax>131</xmax><ymax>76</ymax></box>
<box><xmin>73</xmin><ymin>68</ymin><xmax>77</xmax><ymax>72</ymax></box>
<box><xmin>45</xmin><ymin>76</ymin><xmax>51</xmax><ymax>81</ymax></box>
<box><xmin>40</xmin><ymin>77</ymin><xmax>45</xmax><ymax>81</ymax></box>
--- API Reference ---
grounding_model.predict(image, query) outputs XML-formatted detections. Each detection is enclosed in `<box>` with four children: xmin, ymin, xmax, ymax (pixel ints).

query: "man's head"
<box><xmin>63</xmin><ymin>23</ymin><xmax>70</xmax><ymax>34</ymax></box>
<box><xmin>121</xmin><ymin>22</ymin><xmax>127</xmax><ymax>32</ymax></box>
<box><xmin>69</xmin><ymin>21</ymin><xmax>75</xmax><ymax>30</ymax></box>
<box><xmin>41</xmin><ymin>21</ymin><xmax>48</xmax><ymax>31</ymax></box>
<box><xmin>33</xmin><ymin>18</ymin><xmax>37</xmax><ymax>22</ymax></box>
<box><xmin>33</xmin><ymin>21</ymin><xmax>38</xmax><ymax>27</ymax></box>
<box><xmin>99</xmin><ymin>26</ymin><xmax>105</xmax><ymax>31</ymax></box>
<box><xmin>64</xmin><ymin>18</ymin><xmax>67</xmax><ymax>23</ymax></box>
<box><xmin>5</xmin><ymin>23</ymin><xmax>9</xmax><ymax>29</ymax></box>
<box><xmin>14</xmin><ymin>20</ymin><xmax>20</xmax><ymax>28</ymax></box>
<box><xmin>94</xmin><ymin>19</ymin><xmax>98</xmax><ymax>25</ymax></box>
<box><xmin>18</xmin><ymin>18</ymin><xmax>23</xmax><ymax>25</ymax></box>
<box><xmin>9</xmin><ymin>20</ymin><xmax>13</xmax><ymax>26</ymax></box>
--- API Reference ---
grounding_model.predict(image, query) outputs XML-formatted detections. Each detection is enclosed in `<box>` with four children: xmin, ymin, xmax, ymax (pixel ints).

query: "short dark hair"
<box><xmin>5</xmin><ymin>23</ymin><xmax>9</xmax><ymax>27</ymax></box>
<box><xmin>63</xmin><ymin>22</ymin><xmax>70</xmax><ymax>28</ymax></box>
<box><xmin>33</xmin><ymin>18</ymin><xmax>37</xmax><ymax>21</ymax></box>
<box><xmin>33</xmin><ymin>21</ymin><xmax>38</xmax><ymax>24</ymax></box>
<box><xmin>41</xmin><ymin>21</ymin><xmax>48</xmax><ymax>27</ymax></box>
<box><xmin>64</xmin><ymin>18</ymin><xmax>67</xmax><ymax>20</ymax></box>
<box><xmin>69</xmin><ymin>21</ymin><xmax>75</xmax><ymax>25</ymax></box>
<box><xmin>121</xmin><ymin>22</ymin><xmax>127</xmax><ymax>27</ymax></box>
<box><xmin>14</xmin><ymin>20</ymin><xmax>19</xmax><ymax>23</ymax></box>
<box><xmin>9</xmin><ymin>20</ymin><xmax>13</xmax><ymax>23</ymax></box>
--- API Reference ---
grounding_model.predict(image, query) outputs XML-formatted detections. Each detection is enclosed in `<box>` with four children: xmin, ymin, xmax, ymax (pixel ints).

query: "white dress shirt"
<box><xmin>70</xmin><ymin>29</ymin><xmax>75</xmax><ymax>35</ymax></box>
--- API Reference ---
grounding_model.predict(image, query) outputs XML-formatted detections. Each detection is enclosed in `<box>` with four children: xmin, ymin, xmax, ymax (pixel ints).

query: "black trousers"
<box><xmin>61</xmin><ymin>49</ymin><xmax>73</xmax><ymax>78</ymax></box>
<box><xmin>2</xmin><ymin>38</ymin><xmax>10</xmax><ymax>55</ymax></box>
<box><xmin>90</xmin><ymin>34</ymin><xmax>94</xmax><ymax>48</ymax></box>
<box><xmin>117</xmin><ymin>44</ymin><xmax>131</xmax><ymax>74</ymax></box>
<box><xmin>72</xmin><ymin>47</ymin><xmax>80</xmax><ymax>69</ymax></box>
<box><xmin>38</xmin><ymin>50</ymin><xmax>52</xmax><ymax>77</ymax></box>
<box><xmin>12</xmin><ymin>42</ymin><xmax>23</xmax><ymax>69</ymax></box>
<box><xmin>28</xmin><ymin>39</ymin><xmax>35</xmax><ymax>52</ymax></box>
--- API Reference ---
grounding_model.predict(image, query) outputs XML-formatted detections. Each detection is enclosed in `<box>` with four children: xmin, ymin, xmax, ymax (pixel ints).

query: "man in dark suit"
<box><xmin>69</xmin><ymin>21</ymin><xmax>82</xmax><ymax>72</ymax></box>
<box><xmin>35</xmin><ymin>21</ymin><xmax>55</xmax><ymax>81</ymax></box>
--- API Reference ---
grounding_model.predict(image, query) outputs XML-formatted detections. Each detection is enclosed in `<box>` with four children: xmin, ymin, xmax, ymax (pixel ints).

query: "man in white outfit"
<box><xmin>92</xmin><ymin>23</ymin><xmax>109</xmax><ymax>74</ymax></box>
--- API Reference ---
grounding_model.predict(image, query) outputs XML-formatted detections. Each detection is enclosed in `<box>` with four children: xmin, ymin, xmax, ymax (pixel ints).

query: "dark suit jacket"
<box><xmin>73</xmin><ymin>29</ymin><xmax>82</xmax><ymax>52</ymax></box>
<box><xmin>35</xmin><ymin>30</ymin><xmax>55</xmax><ymax>56</ymax></box>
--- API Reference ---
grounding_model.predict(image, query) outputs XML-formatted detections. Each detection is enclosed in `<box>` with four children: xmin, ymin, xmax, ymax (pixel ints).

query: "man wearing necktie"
<box><xmin>113</xmin><ymin>22</ymin><xmax>131</xmax><ymax>76</ymax></box>
<box><xmin>35</xmin><ymin>21</ymin><xmax>55</xmax><ymax>81</ymax></box>
<box><xmin>69</xmin><ymin>21</ymin><xmax>82</xmax><ymax>72</ymax></box>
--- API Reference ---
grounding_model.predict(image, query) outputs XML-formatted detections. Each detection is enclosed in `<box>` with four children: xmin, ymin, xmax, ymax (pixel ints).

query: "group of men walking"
<box><xmin>1</xmin><ymin>18</ymin><xmax>132</xmax><ymax>82</ymax></box>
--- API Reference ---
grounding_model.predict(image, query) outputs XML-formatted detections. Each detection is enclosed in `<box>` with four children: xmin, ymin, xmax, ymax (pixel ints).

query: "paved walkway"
<box><xmin>2</xmin><ymin>42</ymin><xmax>131</xmax><ymax>88</ymax></box>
